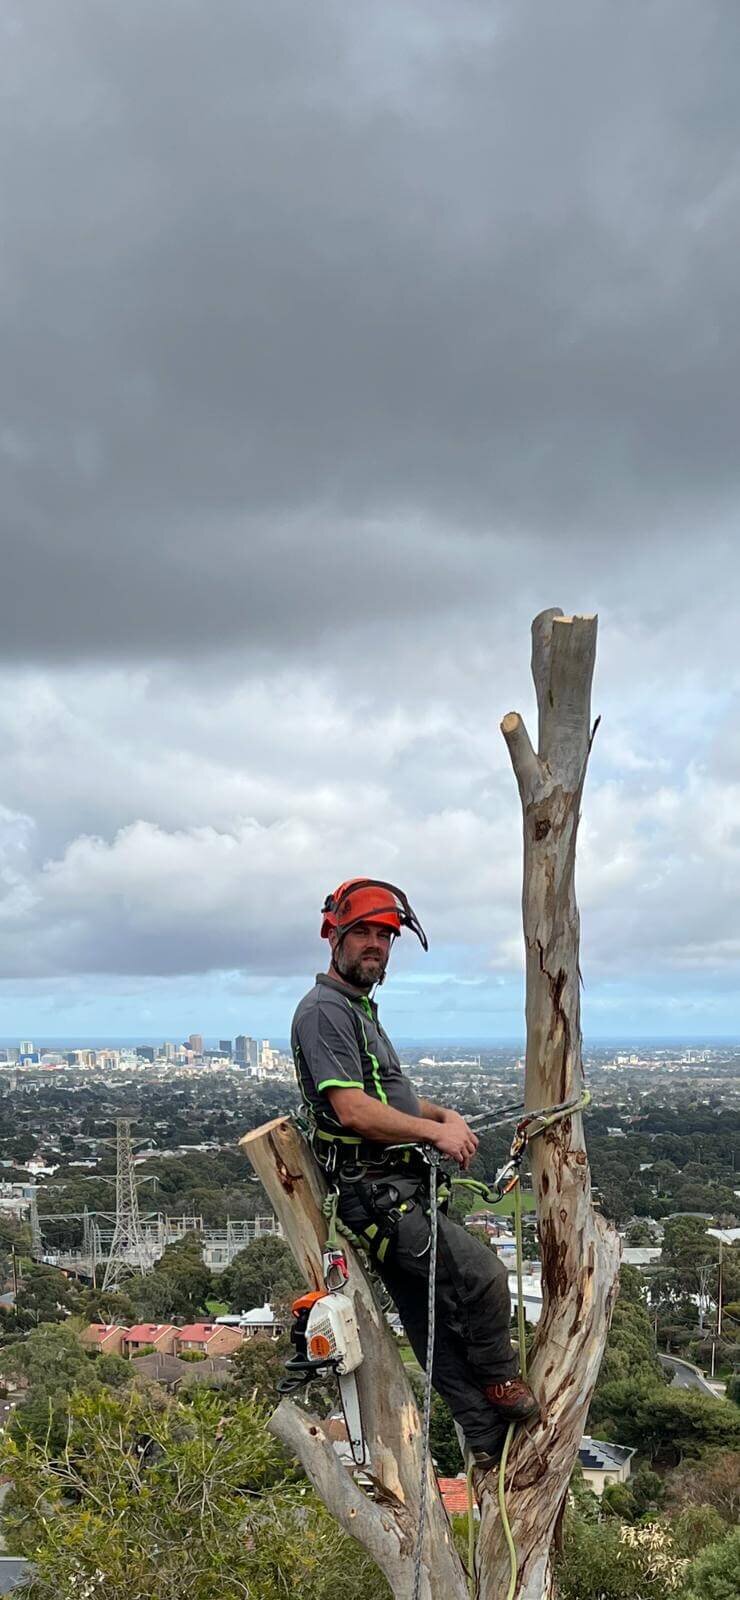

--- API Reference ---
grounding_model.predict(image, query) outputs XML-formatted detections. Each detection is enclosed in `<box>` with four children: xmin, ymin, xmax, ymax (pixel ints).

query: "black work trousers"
<box><xmin>337</xmin><ymin>1170</ymin><xmax>518</xmax><ymax>1454</ymax></box>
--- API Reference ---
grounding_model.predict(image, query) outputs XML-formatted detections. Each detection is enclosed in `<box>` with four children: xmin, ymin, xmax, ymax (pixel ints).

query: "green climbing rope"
<box><xmin>496</xmin><ymin>1178</ymin><xmax>527</xmax><ymax>1600</ymax></box>
<box><xmin>466</xmin><ymin>1463</ymin><xmax>476</xmax><ymax>1599</ymax></box>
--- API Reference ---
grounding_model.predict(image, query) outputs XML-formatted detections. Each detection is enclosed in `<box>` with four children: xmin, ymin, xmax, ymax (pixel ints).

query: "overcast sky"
<box><xmin>2</xmin><ymin>1</ymin><xmax>739</xmax><ymax>1043</ymax></box>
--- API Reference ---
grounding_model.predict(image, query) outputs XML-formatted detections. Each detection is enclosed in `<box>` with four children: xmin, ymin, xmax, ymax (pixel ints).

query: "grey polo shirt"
<box><xmin>291</xmin><ymin>972</ymin><xmax>421</xmax><ymax>1138</ymax></box>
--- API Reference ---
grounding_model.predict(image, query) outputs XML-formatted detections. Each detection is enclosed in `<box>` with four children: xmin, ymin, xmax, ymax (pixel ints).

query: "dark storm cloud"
<box><xmin>3</xmin><ymin>0</ymin><xmax>740</xmax><ymax>662</ymax></box>
<box><xmin>2</xmin><ymin>0</ymin><xmax>740</xmax><ymax>1029</ymax></box>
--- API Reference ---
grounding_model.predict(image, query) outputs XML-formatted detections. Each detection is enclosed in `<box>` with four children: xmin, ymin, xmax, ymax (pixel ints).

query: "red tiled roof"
<box><xmin>177</xmin><ymin>1323</ymin><xmax>216</xmax><ymax>1341</ymax></box>
<box><xmin>86</xmin><ymin>1323</ymin><xmax>125</xmax><ymax>1342</ymax></box>
<box><xmin>125</xmin><ymin>1324</ymin><xmax>175</xmax><ymax>1341</ymax></box>
<box><xmin>437</xmin><ymin>1477</ymin><xmax>471</xmax><ymax>1516</ymax></box>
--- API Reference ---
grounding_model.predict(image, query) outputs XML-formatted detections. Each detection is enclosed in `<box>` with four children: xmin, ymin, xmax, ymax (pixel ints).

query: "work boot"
<box><xmin>469</xmin><ymin>1442</ymin><xmax>505</xmax><ymax>1472</ymax></box>
<box><xmin>455</xmin><ymin>1420</ymin><xmax>507</xmax><ymax>1475</ymax></box>
<box><xmin>483</xmin><ymin>1376</ymin><xmax>539</xmax><ymax>1423</ymax></box>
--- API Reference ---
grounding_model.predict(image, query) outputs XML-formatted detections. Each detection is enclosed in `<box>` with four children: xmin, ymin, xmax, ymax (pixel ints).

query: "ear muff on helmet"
<box><xmin>320</xmin><ymin>878</ymin><xmax>428</xmax><ymax>951</ymax></box>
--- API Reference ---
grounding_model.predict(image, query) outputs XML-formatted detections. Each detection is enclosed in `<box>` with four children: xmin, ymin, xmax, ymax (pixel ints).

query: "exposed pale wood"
<box><xmin>240</xmin><ymin>1116</ymin><xmax>328</xmax><ymax>1292</ymax></box>
<box><xmin>475</xmin><ymin>609</ymin><xmax>621</xmax><ymax>1600</ymax></box>
<box><xmin>240</xmin><ymin>1117</ymin><xmax>469</xmax><ymax>1600</ymax></box>
<box><xmin>501</xmin><ymin>713</ymin><xmax>541</xmax><ymax>805</ymax></box>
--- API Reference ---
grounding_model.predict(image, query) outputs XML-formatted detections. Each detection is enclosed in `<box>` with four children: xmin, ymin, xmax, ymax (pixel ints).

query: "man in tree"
<box><xmin>291</xmin><ymin>878</ymin><xmax>539</xmax><ymax>1468</ymax></box>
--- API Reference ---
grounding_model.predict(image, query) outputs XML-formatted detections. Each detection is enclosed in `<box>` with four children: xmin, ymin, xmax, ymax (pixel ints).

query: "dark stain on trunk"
<box><xmin>547</xmin><ymin>965</ymin><xmax>571</xmax><ymax>1102</ymax></box>
<box><xmin>540</xmin><ymin>1216</ymin><xmax>569</xmax><ymax>1299</ymax></box>
<box><xmin>568</xmin><ymin>1288</ymin><xmax>585</xmax><ymax>1337</ymax></box>
<box><xmin>267</xmin><ymin>1132</ymin><xmax>304</xmax><ymax>1196</ymax></box>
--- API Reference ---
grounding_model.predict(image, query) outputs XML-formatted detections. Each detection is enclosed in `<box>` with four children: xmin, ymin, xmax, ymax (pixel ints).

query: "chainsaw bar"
<box><xmin>338</xmin><ymin>1371</ymin><xmax>366</xmax><ymax>1466</ymax></box>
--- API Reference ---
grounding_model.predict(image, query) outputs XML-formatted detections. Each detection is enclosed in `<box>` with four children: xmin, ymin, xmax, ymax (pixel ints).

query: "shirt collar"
<box><xmin>316</xmin><ymin>971</ymin><xmax>376</xmax><ymax>1009</ymax></box>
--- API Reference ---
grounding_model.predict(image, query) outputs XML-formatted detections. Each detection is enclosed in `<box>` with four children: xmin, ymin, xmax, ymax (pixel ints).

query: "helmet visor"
<box><xmin>321</xmin><ymin>878</ymin><xmax>428</xmax><ymax>951</ymax></box>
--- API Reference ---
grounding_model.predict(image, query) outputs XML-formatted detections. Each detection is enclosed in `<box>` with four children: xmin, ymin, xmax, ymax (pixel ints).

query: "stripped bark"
<box><xmin>475</xmin><ymin>610</ymin><xmax>621</xmax><ymax>1599</ymax></box>
<box><xmin>240</xmin><ymin>1118</ymin><xmax>469</xmax><ymax>1600</ymax></box>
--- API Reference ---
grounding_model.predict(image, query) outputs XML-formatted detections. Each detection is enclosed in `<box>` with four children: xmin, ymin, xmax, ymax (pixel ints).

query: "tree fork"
<box><xmin>475</xmin><ymin>609</ymin><xmax>621</xmax><ymax>1600</ymax></box>
<box><xmin>239</xmin><ymin>1117</ymin><xmax>469</xmax><ymax>1600</ymax></box>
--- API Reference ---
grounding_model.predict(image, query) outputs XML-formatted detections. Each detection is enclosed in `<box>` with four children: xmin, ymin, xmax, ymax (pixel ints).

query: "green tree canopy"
<box><xmin>590</xmin><ymin>1374</ymin><xmax>740</xmax><ymax>1463</ymax></box>
<box><xmin>666</xmin><ymin>1448</ymin><xmax>740</xmax><ymax>1526</ymax></box>
<box><xmin>591</xmin><ymin>1266</ymin><xmax>664</xmax><ymax>1398</ymax></box>
<box><xmin>4</xmin><ymin>1263</ymin><xmax>80</xmax><ymax>1331</ymax></box>
<box><xmin>0</xmin><ymin>1384</ymin><xmax>390</xmax><ymax>1600</ymax></box>
<box><xmin>661</xmin><ymin>1218</ymin><xmax>717</xmax><ymax>1299</ymax></box>
<box><xmin>682</xmin><ymin>1526</ymin><xmax>740</xmax><ymax>1600</ymax></box>
<box><xmin>219</xmin><ymin>1236</ymin><xmax>303</xmax><ymax>1314</ymax></box>
<box><xmin>1</xmin><ymin>1321</ymin><xmax>90</xmax><ymax>1396</ymax></box>
<box><xmin>127</xmin><ymin>1235</ymin><xmax>214</xmax><ymax>1320</ymax></box>
<box><xmin>554</xmin><ymin>1513</ymin><xmax>678</xmax><ymax>1600</ymax></box>
<box><xmin>231</xmin><ymin>1332</ymin><xmax>292</xmax><ymax>1407</ymax></box>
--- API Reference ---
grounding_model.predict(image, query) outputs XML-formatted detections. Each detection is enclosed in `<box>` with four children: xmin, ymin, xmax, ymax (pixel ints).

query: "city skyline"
<box><xmin>3</xmin><ymin>1032</ymin><xmax>740</xmax><ymax>1053</ymax></box>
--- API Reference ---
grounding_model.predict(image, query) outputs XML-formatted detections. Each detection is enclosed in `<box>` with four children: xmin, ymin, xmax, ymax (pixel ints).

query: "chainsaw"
<box><xmin>278</xmin><ymin>1246</ymin><xmax>366</xmax><ymax>1465</ymax></box>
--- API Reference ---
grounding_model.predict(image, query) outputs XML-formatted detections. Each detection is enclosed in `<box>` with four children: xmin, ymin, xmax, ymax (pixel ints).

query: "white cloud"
<box><xmin>1</xmin><ymin>4</ymin><xmax>739</xmax><ymax>1031</ymax></box>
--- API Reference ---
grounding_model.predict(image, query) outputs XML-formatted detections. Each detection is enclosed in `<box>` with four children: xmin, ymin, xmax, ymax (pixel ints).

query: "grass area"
<box><xmin>399</xmin><ymin>1343</ymin><xmax>419</xmax><ymax>1364</ymax></box>
<box><xmin>205</xmin><ymin>1298</ymin><xmax>230</xmax><ymax>1317</ymax></box>
<box><xmin>398</xmin><ymin>1344</ymin><xmax>422</xmax><ymax>1376</ymax></box>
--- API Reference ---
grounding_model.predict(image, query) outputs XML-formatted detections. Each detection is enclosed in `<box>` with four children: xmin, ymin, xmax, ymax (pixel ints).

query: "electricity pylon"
<box><xmin>102</xmin><ymin>1119</ymin><xmax>149</xmax><ymax>1289</ymax></box>
<box><xmin>82</xmin><ymin>1206</ymin><xmax>104</xmax><ymax>1288</ymax></box>
<box><xmin>28</xmin><ymin>1190</ymin><xmax>42</xmax><ymax>1255</ymax></box>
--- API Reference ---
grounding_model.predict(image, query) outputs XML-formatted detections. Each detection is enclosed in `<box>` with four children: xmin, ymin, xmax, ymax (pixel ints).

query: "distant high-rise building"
<box><xmin>188</xmin><ymin>1033</ymin><xmax>204</xmax><ymax>1057</ymax></box>
<box><xmin>219</xmin><ymin>1039</ymin><xmax>232</xmax><ymax>1057</ymax></box>
<box><xmin>162</xmin><ymin>1041</ymin><xmax>176</xmax><ymax>1061</ymax></box>
<box><xmin>235</xmin><ymin>1034</ymin><xmax>258</xmax><ymax>1068</ymax></box>
<box><xmin>136</xmin><ymin>1046</ymin><xmax>155</xmax><ymax>1063</ymax></box>
<box><xmin>259</xmin><ymin>1040</ymin><xmax>277</xmax><ymax>1073</ymax></box>
<box><xmin>19</xmin><ymin>1040</ymin><xmax>33</xmax><ymax>1057</ymax></box>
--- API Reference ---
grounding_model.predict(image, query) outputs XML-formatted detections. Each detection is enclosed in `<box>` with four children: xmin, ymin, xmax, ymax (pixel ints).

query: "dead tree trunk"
<box><xmin>240</xmin><ymin>1118</ymin><xmax>469</xmax><ymax>1600</ymax></box>
<box><xmin>475</xmin><ymin>610</ymin><xmax>621</xmax><ymax>1599</ymax></box>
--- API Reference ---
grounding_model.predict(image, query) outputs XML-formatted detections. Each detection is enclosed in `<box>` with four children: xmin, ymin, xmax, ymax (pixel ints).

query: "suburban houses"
<box><xmin>81</xmin><ymin>1316</ymin><xmax>273</xmax><ymax>1361</ymax></box>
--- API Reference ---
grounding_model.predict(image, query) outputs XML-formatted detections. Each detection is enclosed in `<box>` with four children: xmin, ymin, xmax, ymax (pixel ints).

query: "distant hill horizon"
<box><xmin>2</xmin><ymin>1034</ymin><xmax>739</xmax><ymax>1051</ymax></box>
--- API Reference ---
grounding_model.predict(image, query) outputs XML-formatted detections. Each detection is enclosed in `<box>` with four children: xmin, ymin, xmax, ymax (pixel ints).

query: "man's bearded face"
<box><xmin>331</xmin><ymin>922</ymin><xmax>393</xmax><ymax>990</ymax></box>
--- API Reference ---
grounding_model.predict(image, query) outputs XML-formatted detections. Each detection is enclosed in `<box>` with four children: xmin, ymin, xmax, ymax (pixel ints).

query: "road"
<box><xmin>659</xmin><ymin>1353</ymin><xmax>722</xmax><ymax>1397</ymax></box>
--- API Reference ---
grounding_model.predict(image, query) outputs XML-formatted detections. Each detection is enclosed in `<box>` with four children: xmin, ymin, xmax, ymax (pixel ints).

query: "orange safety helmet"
<box><xmin>320</xmin><ymin>878</ymin><xmax>428</xmax><ymax>950</ymax></box>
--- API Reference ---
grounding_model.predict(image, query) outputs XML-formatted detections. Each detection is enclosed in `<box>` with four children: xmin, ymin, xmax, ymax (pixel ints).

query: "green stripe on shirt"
<box><xmin>317</xmin><ymin>1077</ymin><xmax>364</xmax><ymax>1092</ymax></box>
<box><xmin>356</xmin><ymin>997</ymin><xmax>388</xmax><ymax>1105</ymax></box>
